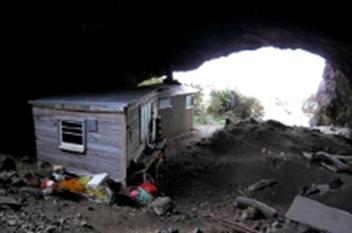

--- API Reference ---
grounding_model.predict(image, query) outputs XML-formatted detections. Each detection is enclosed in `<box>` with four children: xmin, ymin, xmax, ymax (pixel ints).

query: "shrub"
<box><xmin>207</xmin><ymin>89</ymin><xmax>264</xmax><ymax>122</ymax></box>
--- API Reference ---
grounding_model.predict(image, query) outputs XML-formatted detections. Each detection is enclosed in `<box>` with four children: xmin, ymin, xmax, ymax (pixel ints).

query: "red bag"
<box><xmin>140</xmin><ymin>182</ymin><xmax>158</xmax><ymax>196</ymax></box>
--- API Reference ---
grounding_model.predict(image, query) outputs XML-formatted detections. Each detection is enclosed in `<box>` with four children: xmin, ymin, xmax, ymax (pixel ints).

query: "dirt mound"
<box><xmin>208</xmin><ymin>119</ymin><xmax>352</xmax><ymax>155</ymax></box>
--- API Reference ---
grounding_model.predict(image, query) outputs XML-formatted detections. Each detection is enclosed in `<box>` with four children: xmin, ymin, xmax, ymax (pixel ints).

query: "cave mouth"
<box><xmin>174</xmin><ymin>47</ymin><xmax>326</xmax><ymax>127</ymax></box>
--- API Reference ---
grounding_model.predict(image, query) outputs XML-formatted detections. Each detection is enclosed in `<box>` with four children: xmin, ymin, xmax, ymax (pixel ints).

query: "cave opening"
<box><xmin>174</xmin><ymin>47</ymin><xmax>326</xmax><ymax>127</ymax></box>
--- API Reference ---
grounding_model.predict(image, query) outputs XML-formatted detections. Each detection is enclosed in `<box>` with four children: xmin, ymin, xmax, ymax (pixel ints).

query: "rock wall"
<box><xmin>312</xmin><ymin>63</ymin><xmax>352</xmax><ymax>127</ymax></box>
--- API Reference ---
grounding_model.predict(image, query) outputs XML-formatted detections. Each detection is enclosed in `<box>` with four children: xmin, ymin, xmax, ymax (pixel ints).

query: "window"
<box><xmin>59</xmin><ymin>120</ymin><xmax>85</xmax><ymax>153</ymax></box>
<box><xmin>159</xmin><ymin>98</ymin><xmax>172</xmax><ymax>109</ymax></box>
<box><xmin>186</xmin><ymin>95</ymin><xmax>194</xmax><ymax>108</ymax></box>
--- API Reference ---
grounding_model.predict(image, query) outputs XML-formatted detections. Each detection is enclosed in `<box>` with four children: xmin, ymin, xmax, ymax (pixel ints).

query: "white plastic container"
<box><xmin>86</xmin><ymin>173</ymin><xmax>108</xmax><ymax>189</ymax></box>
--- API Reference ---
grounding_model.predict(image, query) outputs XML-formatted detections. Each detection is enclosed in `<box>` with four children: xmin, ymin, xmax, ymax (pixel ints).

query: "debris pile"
<box><xmin>302</xmin><ymin>151</ymin><xmax>352</xmax><ymax>173</ymax></box>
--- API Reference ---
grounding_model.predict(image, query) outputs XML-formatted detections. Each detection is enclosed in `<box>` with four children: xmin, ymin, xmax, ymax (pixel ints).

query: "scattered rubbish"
<box><xmin>234</xmin><ymin>197</ymin><xmax>278</xmax><ymax>219</ymax></box>
<box><xmin>302</xmin><ymin>151</ymin><xmax>351</xmax><ymax>173</ymax></box>
<box><xmin>239</xmin><ymin>206</ymin><xmax>260</xmax><ymax>221</ymax></box>
<box><xmin>301</xmin><ymin>177</ymin><xmax>343</xmax><ymax>196</ymax></box>
<box><xmin>23</xmin><ymin>172</ymin><xmax>41</xmax><ymax>187</ymax></box>
<box><xmin>265</xmin><ymin>219</ymin><xmax>317</xmax><ymax>233</ymax></box>
<box><xmin>140</xmin><ymin>182</ymin><xmax>158</xmax><ymax>196</ymax></box>
<box><xmin>86</xmin><ymin>173</ymin><xmax>108</xmax><ymax>189</ymax></box>
<box><xmin>301</xmin><ymin>184</ymin><xmax>330</xmax><ymax>196</ymax></box>
<box><xmin>130</xmin><ymin>182</ymin><xmax>158</xmax><ymax>206</ymax></box>
<box><xmin>35</xmin><ymin>164</ymin><xmax>129</xmax><ymax>204</ymax></box>
<box><xmin>248</xmin><ymin>179</ymin><xmax>278</xmax><ymax>192</ymax></box>
<box><xmin>56</xmin><ymin>178</ymin><xmax>86</xmax><ymax>193</ymax></box>
<box><xmin>286</xmin><ymin>196</ymin><xmax>352</xmax><ymax>233</ymax></box>
<box><xmin>150</xmin><ymin>196</ymin><xmax>172</xmax><ymax>216</ymax></box>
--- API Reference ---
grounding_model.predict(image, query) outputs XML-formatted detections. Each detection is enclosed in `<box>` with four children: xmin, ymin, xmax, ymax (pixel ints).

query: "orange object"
<box><xmin>56</xmin><ymin>178</ymin><xmax>85</xmax><ymax>193</ymax></box>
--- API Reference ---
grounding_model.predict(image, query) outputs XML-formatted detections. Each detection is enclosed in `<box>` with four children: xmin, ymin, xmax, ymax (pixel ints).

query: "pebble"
<box><xmin>8</xmin><ymin>219</ymin><xmax>17</xmax><ymax>226</ymax></box>
<box><xmin>193</xmin><ymin>228</ymin><xmax>203</xmax><ymax>233</ymax></box>
<box><xmin>81</xmin><ymin>221</ymin><xmax>93</xmax><ymax>229</ymax></box>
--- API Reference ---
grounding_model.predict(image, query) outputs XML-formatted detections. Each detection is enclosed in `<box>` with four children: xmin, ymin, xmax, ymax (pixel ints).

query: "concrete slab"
<box><xmin>285</xmin><ymin>196</ymin><xmax>352</xmax><ymax>233</ymax></box>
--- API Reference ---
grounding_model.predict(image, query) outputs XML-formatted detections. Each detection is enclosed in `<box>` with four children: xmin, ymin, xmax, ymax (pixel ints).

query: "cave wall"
<box><xmin>2</xmin><ymin>1</ymin><xmax>352</xmax><ymax>156</ymax></box>
<box><xmin>312</xmin><ymin>63</ymin><xmax>352</xmax><ymax>127</ymax></box>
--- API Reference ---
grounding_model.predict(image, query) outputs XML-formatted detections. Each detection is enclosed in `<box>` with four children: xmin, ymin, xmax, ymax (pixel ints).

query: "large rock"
<box><xmin>312</xmin><ymin>63</ymin><xmax>352</xmax><ymax>128</ymax></box>
<box><xmin>150</xmin><ymin>197</ymin><xmax>172</xmax><ymax>216</ymax></box>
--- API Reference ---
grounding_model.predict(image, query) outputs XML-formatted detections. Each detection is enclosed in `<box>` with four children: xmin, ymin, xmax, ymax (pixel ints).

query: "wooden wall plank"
<box><xmin>32</xmin><ymin>107</ymin><xmax>125</xmax><ymax>182</ymax></box>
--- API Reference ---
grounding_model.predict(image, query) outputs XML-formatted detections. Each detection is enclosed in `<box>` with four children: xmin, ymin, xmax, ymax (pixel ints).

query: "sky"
<box><xmin>174</xmin><ymin>47</ymin><xmax>326</xmax><ymax>126</ymax></box>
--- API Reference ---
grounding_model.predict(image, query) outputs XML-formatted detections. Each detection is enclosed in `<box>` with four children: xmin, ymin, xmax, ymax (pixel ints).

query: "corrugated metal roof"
<box><xmin>29</xmin><ymin>89</ymin><xmax>156</xmax><ymax>112</ymax></box>
<box><xmin>151</xmin><ymin>84</ymin><xmax>198</xmax><ymax>98</ymax></box>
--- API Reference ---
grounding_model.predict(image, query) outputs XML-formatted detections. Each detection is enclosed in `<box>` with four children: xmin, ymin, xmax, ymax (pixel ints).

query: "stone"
<box><xmin>192</xmin><ymin>228</ymin><xmax>203</xmax><ymax>233</ymax></box>
<box><xmin>74</xmin><ymin>213</ymin><xmax>82</xmax><ymax>219</ymax></box>
<box><xmin>0</xmin><ymin>196</ymin><xmax>22</xmax><ymax>210</ymax></box>
<box><xmin>45</xmin><ymin>225</ymin><xmax>56</xmax><ymax>233</ymax></box>
<box><xmin>244</xmin><ymin>206</ymin><xmax>260</xmax><ymax>220</ymax></box>
<box><xmin>329</xmin><ymin>177</ymin><xmax>343</xmax><ymax>189</ymax></box>
<box><xmin>150</xmin><ymin>197</ymin><xmax>172</xmax><ymax>216</ymax></box>
<box><xmin>36</xmin><ymin>161</ymin><xmax>53</xmax><ymax>178</ymax></box>
<box><xmin>166</xmin><ymin>227</ymin><xmax>178</xmax><ymax>233</ymax></box>
<box><xmin>8</xmin><ymin>219</ymin><xmax>17</xmax><ymax>226</ymax></box>
<box><xmin>11</xmin><ymin>176</ymin><xmax>25</xmax><ymax>186</ymax></box>
<box><xmin>81</xmin><ymin>221</ymin><xmax>93</xmax><ymax>229</ymax></box>
<box><xmin>58</xmin><ymin>218</ymin><xmax>66</xmax><ymax>225</ymax></box>
<box><xmin>0</xmin><ymin>188</ymin><xmax>6</xmax><ymax>196</ymax></box>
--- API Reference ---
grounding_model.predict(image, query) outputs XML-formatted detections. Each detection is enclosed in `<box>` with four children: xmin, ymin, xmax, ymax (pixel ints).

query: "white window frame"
<box><xmin>159</xmin><ymin>97</ymin><xmax>172</xmax><ymax>109</ymax></box>
<box><xmin>59</xmin><ymin>120</ymin><xmax>86</xmax><ymax>153</ymax></box>
<box><xmin>185</xmin><ymin>95</ymin><xmax>194</xmax><ymax>109</ymax></box>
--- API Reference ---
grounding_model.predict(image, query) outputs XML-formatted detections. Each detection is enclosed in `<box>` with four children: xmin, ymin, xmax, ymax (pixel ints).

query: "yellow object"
<box><xmin>86</xmin><ymin>186</ymin><xmax>108</xmax><ymax>200</ymax></box>
<box><xmin>78</xmin><ymin>176</ymin><xmax>91</xmax><ymax>186</ymax></box>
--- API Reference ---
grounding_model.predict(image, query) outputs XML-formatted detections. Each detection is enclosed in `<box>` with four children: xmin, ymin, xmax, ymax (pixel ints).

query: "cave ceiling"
<box><xmin>5</xmin><ymin>1</ymin><xmax>352</xmax><ymax>92</ymax></box>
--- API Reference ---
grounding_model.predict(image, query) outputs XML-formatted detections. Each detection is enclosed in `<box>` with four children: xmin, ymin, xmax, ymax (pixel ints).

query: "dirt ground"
<box><xmin>1</xmin><ymin>120</ymin><xmax>352</xmax><ymax>233</ymax></box>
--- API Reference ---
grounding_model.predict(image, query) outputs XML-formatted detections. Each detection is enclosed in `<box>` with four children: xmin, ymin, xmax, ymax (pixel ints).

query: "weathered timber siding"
<box><xmin>32</xmin><ymin>107</ymin><xmax>126</xmax><ymax>182</ymax></box>
<box><xmin>159</xmin><ymin>95</ymin><xmax>194</xmax><ymax>138</ymax></box>
<box><xmin>126</xmin><ymin>96</ymin><xmax>158</xmax><ymax>162</ymax></box>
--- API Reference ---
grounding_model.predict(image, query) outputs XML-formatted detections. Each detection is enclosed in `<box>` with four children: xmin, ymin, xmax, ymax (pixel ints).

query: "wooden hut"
<box><xmin>29</xmin><ymin>89</ymin><xmax>159</xmax><ymax>183</ymax></box>
<box><xmin>155</xmin><ymin>84</ymin><xmax>198</xmax><ymax>138</ymax></box>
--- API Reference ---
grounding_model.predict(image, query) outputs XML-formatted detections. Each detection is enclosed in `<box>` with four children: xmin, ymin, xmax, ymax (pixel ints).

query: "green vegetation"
<box><xmin>138</xmin><ymin>77</ymin><xmax>164</xmax><ymax>87</ymax></box>
<box><xmin>207</xmin><ymin>89</ymin><xmax>264</xmax><ymax>124</ymax></box>
<box><xmin>189</xmin><ymin>86</ymin><xmax>264</xmax><ymax>125</ymax></box>
<box><xmin>186</xmin><ymin>84</ymin><xmax>210</xmax><ymax>125</ymax></box>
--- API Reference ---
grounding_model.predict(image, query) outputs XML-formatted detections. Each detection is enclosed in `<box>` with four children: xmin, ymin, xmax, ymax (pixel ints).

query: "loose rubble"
<box><xmin>1</xmin><ymin>119</ymin><xmax>352</xmax><ymax>232</ymax></box>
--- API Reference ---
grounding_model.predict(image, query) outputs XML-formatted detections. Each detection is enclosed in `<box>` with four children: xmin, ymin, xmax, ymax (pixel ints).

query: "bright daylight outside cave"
<box><xmin>2</xmin><ymin>2</ymin><xmax>352</xmax><ymax>233</ymax></box>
